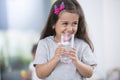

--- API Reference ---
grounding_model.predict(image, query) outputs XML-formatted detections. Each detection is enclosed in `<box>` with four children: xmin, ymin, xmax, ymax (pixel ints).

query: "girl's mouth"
<box><xmin>62</xmin><ymin>32</ymin><xmax>72</xmax><ymax>41</ymax></box>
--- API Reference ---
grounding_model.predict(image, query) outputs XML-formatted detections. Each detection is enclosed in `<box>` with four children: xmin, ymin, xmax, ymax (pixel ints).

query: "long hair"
<box><xmin>40</xmin><ymin>0</ymin><xmax>94</xmax><ymax>52</ymax></box>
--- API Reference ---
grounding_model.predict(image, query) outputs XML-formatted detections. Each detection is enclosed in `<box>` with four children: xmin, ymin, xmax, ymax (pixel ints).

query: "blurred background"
<box><xmin>0</xmin><ymin>0</ymin><xmax>120</xmax><ymax>80</ymax></box>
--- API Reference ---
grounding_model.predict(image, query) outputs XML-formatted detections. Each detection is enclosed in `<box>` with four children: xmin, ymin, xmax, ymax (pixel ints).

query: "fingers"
<box><xmin>69</xmin><ymin>48</ymin><xmax>76</xmax><ymax>55</ymax></box>
<box><xmin>68</xmin><ymin>48</ymin><xmax>78</xmax><ymax>62</ymax></box>
<box><xmin>55</xmin><ymin>45</ymin><xmax>66</xmax><ymax>57</ymax></box>
<box><xmin>70</xmin><ymin>48</ymin><xmax>76</xmax><ymax>54</ymax></box>
<box><xmin>55</xmin><ymin>45</ymin><xmax>78</xmax><ymax>63</ymax></box>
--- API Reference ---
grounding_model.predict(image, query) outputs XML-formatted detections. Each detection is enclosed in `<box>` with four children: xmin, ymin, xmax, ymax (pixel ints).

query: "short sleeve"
<box><xmin>29</xmin><ymin>62</ymin><xmax>33</xmax><ymax>71</ymax></box>
<box><xmin>33</xmin><ymin>40</ymin><xmax>48</xmax><ymax>66</ymax></box>
<box><xmin>81</xmin><ymin>43</ymin><xmax>97</xmax><ymax>67</ymax></box>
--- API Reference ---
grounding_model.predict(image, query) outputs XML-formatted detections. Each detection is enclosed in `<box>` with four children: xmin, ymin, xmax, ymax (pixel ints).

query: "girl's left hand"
<box><xmin>68</xmin><ymin>48</ymin><xmax>79</xmax><ymax>64</ymax></box>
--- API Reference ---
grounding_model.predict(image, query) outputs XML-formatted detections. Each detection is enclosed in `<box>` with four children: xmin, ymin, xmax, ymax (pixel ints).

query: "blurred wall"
<box><xmin>103</xmin><ymin>0</ymin><xmax>120</xmax><ymax>74</ymax></box>
<box><xmin>6</xmin><ymin>0</ymin><xmax>51</xmax><ymax>32</ymax></box>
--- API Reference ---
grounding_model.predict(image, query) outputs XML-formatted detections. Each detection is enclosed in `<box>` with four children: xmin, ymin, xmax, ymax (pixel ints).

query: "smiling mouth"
<box><xmin>62</xmin><ymin>32</ymin><xmax>72</xmax><ymax>41</ymax></box>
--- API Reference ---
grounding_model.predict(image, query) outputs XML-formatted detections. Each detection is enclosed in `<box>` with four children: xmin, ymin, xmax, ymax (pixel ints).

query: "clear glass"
<box><xmin>60</xmin><ymin>33</ymin><xmax>74</xmax><ymax>63</ymax></box>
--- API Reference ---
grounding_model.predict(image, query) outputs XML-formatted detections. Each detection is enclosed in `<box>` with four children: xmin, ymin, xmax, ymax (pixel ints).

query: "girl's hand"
<box><xmin>68</xmin><ymin>48</ymin><xmax>79</xmax><ymax>64</ymax></box>
<box><xmin>54</xmin><ymin>44</ymin><xmax>66</xmax><ymax>61</ymax></box>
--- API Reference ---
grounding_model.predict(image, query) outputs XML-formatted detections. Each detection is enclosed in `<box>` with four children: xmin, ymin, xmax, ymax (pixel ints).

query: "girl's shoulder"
<box><xmin>39</xmin><ymin>36</ymin><xmax>53</xmax><ymax>42</ymax></box>
<box><xmin>38</xmin><ymin>36</ymin><xmax>54</xmax><ymax>46</ymax></box>
<box><xmin>75</xmin><ymin>38</ymin><xmax>89</xmax><ymax>48</ymax></box>
<box><xmin>75</xmin><ymin>38</ymin><xmax>86</xmax><ymax>44</ymax></box>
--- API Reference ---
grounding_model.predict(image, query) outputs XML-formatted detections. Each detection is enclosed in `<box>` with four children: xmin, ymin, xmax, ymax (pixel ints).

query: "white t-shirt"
<box><xmin>34</xmin><ymin>36</ymin><xmax>97</xmax><ymax>80</ymax></box>
<box><xmin>29</xmin><ymin>62</ymin><xmax>42</xmax><ymax>80</ymax></box>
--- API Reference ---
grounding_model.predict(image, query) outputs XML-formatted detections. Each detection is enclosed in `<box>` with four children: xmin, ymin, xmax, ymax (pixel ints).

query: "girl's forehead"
<box><xmin>58</xmin><ymin>11</ymin><xmax>79</xmax><ymax>21</ymax></box>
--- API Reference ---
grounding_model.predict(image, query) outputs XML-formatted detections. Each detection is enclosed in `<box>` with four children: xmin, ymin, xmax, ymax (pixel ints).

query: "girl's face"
<box><xmin>54</xmin><ymin>11</ymin><xmax>79</xmax><ymax>42</ymax></box>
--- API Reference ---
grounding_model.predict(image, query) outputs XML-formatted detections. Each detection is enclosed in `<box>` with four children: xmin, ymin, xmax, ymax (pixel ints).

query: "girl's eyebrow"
<box><xmin>59</xmin><ymin>20</ymin><xmax>67</xmax><ymax>22</ymax></box>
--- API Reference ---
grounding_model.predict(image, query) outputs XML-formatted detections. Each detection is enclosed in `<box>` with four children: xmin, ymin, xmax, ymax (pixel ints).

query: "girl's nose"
<box><xmin>67</xmin><ymin>25</ymin><xmax>73</xmax><ymax>31</ymax></box>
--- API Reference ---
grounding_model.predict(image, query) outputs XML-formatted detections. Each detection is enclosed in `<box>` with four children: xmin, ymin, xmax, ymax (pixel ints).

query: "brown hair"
<box><xmin>31</xmin><ymin>44</ymin><xmax>38</xmax><ymax>54</ymax></box>
<box><xmin>40</xmin><ymin>0</ymin><xmax>94</xmax><ymax>52</ymax></box>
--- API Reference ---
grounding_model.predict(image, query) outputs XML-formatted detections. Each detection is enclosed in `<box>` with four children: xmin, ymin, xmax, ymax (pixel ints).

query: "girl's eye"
<box><xmin>72</xmin><ymin>22</ymin><xmax>78</xmax><ymax>26</ymax></box>
<box><xmin>62</xmin><ymin>22</ymin><xmax>68</xmax><ymax>26</ymax></box>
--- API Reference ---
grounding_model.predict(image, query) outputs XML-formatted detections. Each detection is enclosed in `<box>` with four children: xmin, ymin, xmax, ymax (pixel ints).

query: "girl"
<box><xmin>34</xmin><ymin>0</ymin><xmax>97</xmax><ymax>80</ymax></box>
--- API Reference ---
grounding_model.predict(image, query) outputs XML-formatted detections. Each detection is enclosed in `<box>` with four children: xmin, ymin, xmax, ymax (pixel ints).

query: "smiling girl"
<box><xmin>34</xmin><ymin>0</ymin><xmax>97</xmax><ymax>80</ymax></box>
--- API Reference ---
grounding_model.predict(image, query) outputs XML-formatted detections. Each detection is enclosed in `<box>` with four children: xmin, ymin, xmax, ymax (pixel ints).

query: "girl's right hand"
<box><xmin>54</xmin><ymin>44</ymin><xmax>66</xmax><ymax>61</ymax></box>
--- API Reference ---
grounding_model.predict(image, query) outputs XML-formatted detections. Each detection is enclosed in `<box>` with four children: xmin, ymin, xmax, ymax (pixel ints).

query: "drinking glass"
<box><xmin>60</xmin><ymin>33</ymin><xmax>74</xmax><ymax>63</ymax></box>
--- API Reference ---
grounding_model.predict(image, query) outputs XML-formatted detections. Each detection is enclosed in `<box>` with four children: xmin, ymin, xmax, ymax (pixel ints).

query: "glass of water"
<box><xmin>60</xmin><ymin>33</ymin><xmax>74</xmax><ymax>63</ymax></box>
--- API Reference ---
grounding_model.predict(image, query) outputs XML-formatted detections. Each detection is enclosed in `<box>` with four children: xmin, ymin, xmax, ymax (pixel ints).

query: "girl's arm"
<box><xmin>69</xmin><ymin>48</ymin><xmax>94</xmax><ymax>78</ymax></box>
<box><xmin>35</xmin><ymin>45</ymin><xmax>65</xmax><ymax>78</ymax></box>
<box><xmin>35</xmin><ymin>56</ymin><xmax>59</xmax><ymax>78</ymax></box>
<box><xmin>74</xmin><ymin>59</ymin><xmax>94</xmax><ymax>78</ymax></box>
